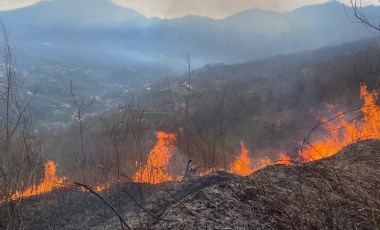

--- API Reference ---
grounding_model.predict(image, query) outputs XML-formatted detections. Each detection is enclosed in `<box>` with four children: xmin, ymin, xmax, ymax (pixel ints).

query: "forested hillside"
<box><xmin>38</xmin><ymin>38</ymin><xmax>380</xmax><ymax>179</ymax></box>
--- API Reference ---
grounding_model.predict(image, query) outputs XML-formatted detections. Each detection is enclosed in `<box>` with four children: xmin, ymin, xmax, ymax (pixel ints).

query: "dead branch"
<box><xmin>74</xmin><ymin>182</ymin><xmax>132</xmax><ymax>230</ymax></box>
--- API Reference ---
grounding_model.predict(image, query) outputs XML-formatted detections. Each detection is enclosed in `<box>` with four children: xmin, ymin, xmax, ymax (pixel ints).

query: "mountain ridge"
<box><xmin>0</xmin><ymin>1</ymin><xmax>377</xmax><ymax>74</ymax></box>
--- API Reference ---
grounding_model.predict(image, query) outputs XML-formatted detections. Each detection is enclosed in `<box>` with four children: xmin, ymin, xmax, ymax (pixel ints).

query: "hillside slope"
<box><xmin>145</xmin><ymin>139</ymin><xmax>380</xmax><ymax>229</ymax></box>
<box><xmin>143</xmin><ymin>39</ymin><xmax>380</xmax><ymax>155</ymax></box>
<box><xmin>2</xmin><ymin>141</ymin><xmax>379</xmax><ymax>229</ymax></box>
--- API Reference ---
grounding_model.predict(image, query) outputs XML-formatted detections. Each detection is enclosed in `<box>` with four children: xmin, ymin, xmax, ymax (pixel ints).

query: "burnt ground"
<box><xmin>2</xmin><ymin>139</ymin><xmax>380</xmax><ymax>229</ymax></box>
<box><xmin>1</xmin><ymin>170</ymin><xmax>237</xmax><ymax>229</ymax></box>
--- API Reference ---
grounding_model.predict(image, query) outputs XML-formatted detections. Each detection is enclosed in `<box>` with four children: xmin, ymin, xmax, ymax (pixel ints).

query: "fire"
<box><xmin>10</xmin><ymin>161</ymin><xmax>66</xmax><ymax>200</ymax></box>
<box><xmin>253</xmin><ymin>156</ymin><xmax>273</xmax><ymax>171</ymax></box>
<box><xmin>301</xmin><ymin>83</ymin><xmax>380</xmax><ymax>161</ymax></box>
<box><xmin>133</xmin><ymin>84</ymin><xmax>377</xmax><ymax>179</ymax></box>
<box><xmin>7</xmin><ymin>85</ymin><xmax>373</xmax><ymax>193</ymax></box>
<box><xmin>94</xmin><ymin>184</ymin><xmax>108</xmax><ymax>192</ymax></box>
<box><xmin>187</xmin><ymin>84</ymin><xmax>379</xmax><ymax>177</ymax></box>
<box><xmin>359</xmin><ymin>83</ymin><xmax>380</xmax><ymax>138</ymax></box>
<box><xmin>228</xmin><ymin>142</ymin><xmax>292</xmax><ymax>176</ymax></box>
<box><xmin>229</xmin><ymin>142</ymin><xmax>253</xmax><ymax>176</ymax></box>
<box><xmin>133</xmin><ymin>131</ymin><xmax>177</xmax><ymax>184</ymax></box>
<box><xmin>278</xmin><ymin>152</ymin><xmax>291</xmax><ymax>164</ymax></box>
<box><xmin>198</xmin><ymin>168</ymin><xmax>216</xmax><ymax>177</ymax></box>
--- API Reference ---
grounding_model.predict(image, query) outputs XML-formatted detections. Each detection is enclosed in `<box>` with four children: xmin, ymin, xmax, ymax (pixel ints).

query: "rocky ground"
<box><xmin>2</xmin><ymin>139</ymin><xmax>379</xmax><ymax>229</ymax></box>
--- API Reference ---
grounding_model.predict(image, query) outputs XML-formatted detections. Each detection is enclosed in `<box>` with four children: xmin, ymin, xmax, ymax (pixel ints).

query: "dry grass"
<box><xmin>151</xmin><ymin>139</ymin><xmax>380</xmax><ymax>229</ymax></box>
<box><xmin>2</xmin><ymin>140</ymin><xmax>379</xmax><ymax>229</ymax></box>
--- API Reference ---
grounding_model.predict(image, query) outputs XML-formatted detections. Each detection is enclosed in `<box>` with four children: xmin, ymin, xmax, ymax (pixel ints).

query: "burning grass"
<box><xmin>229</xmin><ymin>83</ymin><xmax>380</xmax><ymax>176</ymax></box>
<box><xmin>133</xmin><ymin>131</ymin><xmax>177</xmax><ymax>184</ymax></box>
<box><xmin>5</xmin><ymin>140</ymin><xmax>379</xmax><ymax>229</ymax></box>
<box><xmin>229</xmin><ymin>142</ymin><xmax>252</xmax><ymax>176</ymax></box>
<box><xmin>2</xmin><ymin>83</ymin><xmax>380</xmax><ymax>229</ymax></box>
<box><xmin>228</xmin><ymin>142</ymin><xmax>291</xmax><ymax>176</ymax></box>
<box><xmin>5</xmin><ymin>161</ymin><xmax>67</xmax><ymax>202</ymax></box>
<box><xmin>150</xmin><ymin>139</ymin><xmax>380</xmax><ymax>230</ymax></box>
<box><xmin>301</xmin><ymin>83</ymin><xmax>380</xmax><ymax>161</ymax></box>
<box><xmin>5</xmin><ymin>83</ymin><xmax>379</xmax><ymax>205</ymax></box>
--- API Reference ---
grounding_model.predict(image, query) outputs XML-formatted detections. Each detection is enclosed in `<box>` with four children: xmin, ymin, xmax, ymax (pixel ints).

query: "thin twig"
<box><xmin>74</xmin><ymin>182</ymin><xmax>132</xmax><ymax>230</ymax></box>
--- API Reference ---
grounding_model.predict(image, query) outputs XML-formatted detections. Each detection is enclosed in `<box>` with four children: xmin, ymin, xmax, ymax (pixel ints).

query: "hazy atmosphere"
<box><xmin>0</xmin><ymin>0</ymin><xmax>379</xmax><ymax>229</ymax></box>
<box><xmin>2</xmin><ymin>0</ymin><xmax>380</xmax><ymax>17</ymax></box>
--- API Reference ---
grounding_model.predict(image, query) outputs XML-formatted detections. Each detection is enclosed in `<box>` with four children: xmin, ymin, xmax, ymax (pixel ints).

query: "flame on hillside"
<box><xmin>278</xmin><ymin>152</ymin><xmax>292</xmax><ymax>164</ymax></box>
<box><xmin>301</xmin><ymin>83</ymin><xmax>380</xmax><ymax>161</ymax></box>
<box><xmin>94</xmin><ymin>184</ymin><xmax>108</xmax><ymax>192</ymax></box>
<box><xmin>133</xmin><ymin>131</ymin><xmax>177</xmax><ymax>184</ymax></box>
<box><xmin>9</xmin><ymin>161</ymin><xmax>67</xmax><ymax>201</ymax></box>
<box><xmin>228</xmin><ymin>142</ymin><xmax>291</xmax><ymax>176</ymax></box>
<box><xmin>229</xmin><ymin>142</ymin><xmax>253</xmax><ymax>176</ymax></box>
<box><xmin>5</xmin><ymin>84</ymin><xmax>377</xmax><ymax>194</ymax></box>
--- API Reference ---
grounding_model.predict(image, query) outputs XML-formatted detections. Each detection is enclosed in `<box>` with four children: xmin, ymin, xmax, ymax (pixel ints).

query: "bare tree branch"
<box><xmin>74</xmin><ymin>182</ymin><xmax>132</xmax><ymax>230</ymax></box>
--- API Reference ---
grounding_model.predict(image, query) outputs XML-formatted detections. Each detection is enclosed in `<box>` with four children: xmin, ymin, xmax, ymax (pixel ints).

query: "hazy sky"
<box><xmin>0</xmin><ymin>0</ymin><xmax>42</xmax><ymax>10</ymax></box>
<box><xmin>0</xmin><ymin>0</ymin><xmax>378</xmax><ymax>18</ymax></box>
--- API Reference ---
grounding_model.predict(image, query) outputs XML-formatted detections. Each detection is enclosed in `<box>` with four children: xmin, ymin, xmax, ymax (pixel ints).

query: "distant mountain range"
<box><xmin>0</xmin><ymin>0</ymin><xmax>378</xmax><ymax>127</ymax></box>
<box><xmin>0</xmin><ymin>0</ymin><xmax>378</xmax><ymax>73</ymax></box>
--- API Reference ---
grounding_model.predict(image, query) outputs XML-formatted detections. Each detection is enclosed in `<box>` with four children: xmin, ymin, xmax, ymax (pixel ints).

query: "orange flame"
<box><xmin>7</xmin><ymin>85</ymin><xmax>374</xmax><ymax>192</ymax></box>
<box><xmin>228</xmin><ymin>143</ymin><xmax>292</xmax><ymax>176</ymax></box>
<box><xmin>10</xmin><ymin>161</ymin><xmax>67</xmax><ymax>200</ymax></box>
<box><xmin>252</xmin><ymin>156</ymin><xmax>273</xmax><ymax>172</ymax></box>
<box><xmin>198</xmin><ymin>168</ymin><xmax>216</xmax><ymax>177</ymax></box>
<box><xmin>133</xmin><ymin>131</ymin><xmax>177</xmax><ymax>184</ymax></box>
<box><xmin>94</xmin><ymin>184</ymin><xmax>108</xmax><ymax>192</ymax></box>
<box><xmin>229</xmin><ymin>142</ymin><xmax>253</xmax><ymax>176</ymax></box>
<box><xmin>301</xmin><ymin>83</ymin><xmax>380</xmax><ymax>162</ymax></box>
<box><xmin>277</xmin><ymin>152</ymin><xmax>291</xmax><ymax>165</ymax></box>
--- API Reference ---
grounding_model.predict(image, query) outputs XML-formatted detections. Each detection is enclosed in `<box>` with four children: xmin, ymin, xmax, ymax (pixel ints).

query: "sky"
<box><xmin>0</xmin><ymin>0</ymin><xmax>378</xmax><ymax>19</ymax></box>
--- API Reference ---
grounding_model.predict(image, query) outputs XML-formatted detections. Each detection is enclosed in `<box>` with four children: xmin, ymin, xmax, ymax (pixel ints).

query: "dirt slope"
<box><xmin>148</xmin><ymin>139</ymin><xmax>380</xmax><ymax>229</ymax></box>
